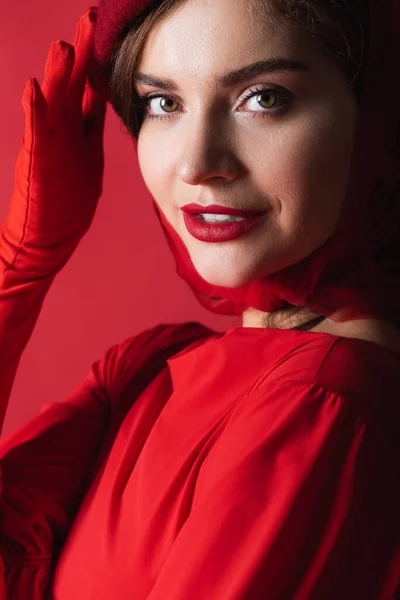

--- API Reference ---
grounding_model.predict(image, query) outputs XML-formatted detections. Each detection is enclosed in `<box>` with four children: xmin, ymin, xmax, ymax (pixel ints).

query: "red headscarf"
<box><xmin>92</xmin><ymin>0</ymin><xmax>400</xmax><ymax>322</ymax></box>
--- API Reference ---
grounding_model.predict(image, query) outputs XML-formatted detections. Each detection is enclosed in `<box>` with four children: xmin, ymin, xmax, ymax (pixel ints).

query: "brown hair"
<box><xmin>107</xmin><ymin>0</ymin><xmax>368</xmax><ymax>331</ymax></box>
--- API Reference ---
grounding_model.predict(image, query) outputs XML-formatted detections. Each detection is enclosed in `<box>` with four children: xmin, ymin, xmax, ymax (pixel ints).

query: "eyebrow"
<box><xmin>133</xmin><ymin>58</ymin><xmax>310</xmax><ymax>91</ymax></box>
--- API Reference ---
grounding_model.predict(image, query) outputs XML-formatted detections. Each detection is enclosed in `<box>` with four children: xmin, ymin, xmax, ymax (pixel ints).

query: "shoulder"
<box><xmin>313</xmin><ymin>337</ymin><xmax>400</xmax><ymax>451</ymax></box>
<box><xmin>216</xmin><ymin>334</ymin><xmax>400</xmax><ymax>471</ymax></box>
<box><xmin>107</xmin><ymin>321</ymin><xmax>215</xmax><ymax>360</ymax></box>
<box><xmin>265</xmin><ymin>334</ymin><xmax>400</xmax><ymax>458</ymax></box>
<box><xmin>265</xmin><ymin>331</ymin><xmax>400</xmax><ymax>399</ymax></box>
<box><xmin>94</xmin><ymin>321</ymin><xmax>217</xmax><ymax>398</ymax></box>
<box><xmin>313</xmin><ymin>335</ymin><xmax>400</xmax><ymax>398</ymax></box>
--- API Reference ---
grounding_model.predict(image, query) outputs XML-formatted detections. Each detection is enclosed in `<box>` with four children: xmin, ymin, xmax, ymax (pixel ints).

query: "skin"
<box><xmin>243</xmin><ymin>305</ymin><xmax>400</xmax><ymax>357</ymax></box>
<box><xmin>134</xmin><ymin>0</ymin><xmax>400</xmax><ymax>350</ymax></box>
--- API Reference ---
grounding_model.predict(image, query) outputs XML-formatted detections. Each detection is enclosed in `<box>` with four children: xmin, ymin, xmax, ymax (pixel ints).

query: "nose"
<box><xmin>175</xmin><ymin>116</ymin><xmax>244</xmax><ymax>185</ymax></box>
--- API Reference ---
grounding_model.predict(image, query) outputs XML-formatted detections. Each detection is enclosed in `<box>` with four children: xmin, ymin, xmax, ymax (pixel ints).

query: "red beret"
<box><xmin>91</xmin><ymin>0</ymin><xmax>154</xmax><ymax>98</ymax></box>
<box><xmin>94</xmin><ymin>0</ymin><xmax>154</xmax><ymax>68</ymax></box>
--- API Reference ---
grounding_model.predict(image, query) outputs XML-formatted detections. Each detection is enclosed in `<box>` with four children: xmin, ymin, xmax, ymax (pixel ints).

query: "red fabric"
<box><xmin>0</xmin><ymin>3</ymin><xmax>399</xmax><ymax>599</ymax></box>
<box><xmin>91</xmin><ymin>0</ymin><xmax>400</xmax><ymax>323</ymax></box>
<box><xmin>0</xmin><ymin>8</ymin><xmax>107</xmax><ymax>426</ymax></box>
<box><xmin>0</xmin><ymin>322</ymin><xmax>399</xmax><ymax>599</ymax></box>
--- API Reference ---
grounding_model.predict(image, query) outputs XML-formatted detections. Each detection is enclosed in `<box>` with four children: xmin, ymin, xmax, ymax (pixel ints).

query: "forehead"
<box><xmin>136</xmin><ymin>0</ymin><xmax>320</xmax><ymax>83</ymax></box>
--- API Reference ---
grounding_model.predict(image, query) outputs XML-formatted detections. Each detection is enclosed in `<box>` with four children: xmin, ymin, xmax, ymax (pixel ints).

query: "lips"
<box><xmin>182</xmin><ymin>211</ymin><xmax>267</xmax><ymax>243</ymax></box>
<box><xmin>181</xmin><ymin>203</ymin><xmax>266</xmax><ymax>218</ymax></box>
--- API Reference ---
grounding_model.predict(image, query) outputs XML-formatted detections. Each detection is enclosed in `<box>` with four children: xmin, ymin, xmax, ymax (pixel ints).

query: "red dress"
<box><xmin>0</xmin><ymin>321</ymin><xmax>399</xmax><ymax>599</ymax></box>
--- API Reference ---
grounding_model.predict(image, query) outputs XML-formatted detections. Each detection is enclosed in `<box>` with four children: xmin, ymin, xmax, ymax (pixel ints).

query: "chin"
<box><xmin>192</xmin><ymin>262</ymin><xmax>263</xmax><ymax>289</ymax></box>
<box><xmin>185</xmin><ymin>235</ymin><xmax>301</xmax><ymax>288</ymax></box>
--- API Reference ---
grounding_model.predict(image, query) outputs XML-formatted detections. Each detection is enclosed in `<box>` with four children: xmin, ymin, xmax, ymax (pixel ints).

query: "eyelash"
<box><xmin>136</xmin><ymin>85</ymin><xmax>294</xmax><ymax>122</ymax></box>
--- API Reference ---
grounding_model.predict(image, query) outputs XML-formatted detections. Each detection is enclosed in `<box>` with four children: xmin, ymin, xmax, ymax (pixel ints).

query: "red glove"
<box><xmin>0</xmin><ymin>6</ymin><xmax>107</xmax><ymax>432</ymax></box>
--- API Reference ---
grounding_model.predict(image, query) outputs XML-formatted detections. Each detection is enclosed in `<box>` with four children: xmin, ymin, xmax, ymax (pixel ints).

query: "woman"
<box><xmin>0</xmin><ymin>0</ymin><xmax>399</xmax><ymax>598</ymax></box>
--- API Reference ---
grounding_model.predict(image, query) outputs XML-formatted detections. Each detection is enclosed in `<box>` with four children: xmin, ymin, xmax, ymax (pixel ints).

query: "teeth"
<box><xmin>198</xmin><ymin>213</ymin><xmax>247</xmax><ymax>223</ymax></box>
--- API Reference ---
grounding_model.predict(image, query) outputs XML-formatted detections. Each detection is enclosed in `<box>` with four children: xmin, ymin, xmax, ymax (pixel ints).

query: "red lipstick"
<box><xmin>180</xmin><ymin>203</ymin><xmax>267</xmax><ymax>243</ymax></box>
<box><xmin>181</xmin><ymin>203</ymin><xmax>265</xmax><ymax>217</ymax></box>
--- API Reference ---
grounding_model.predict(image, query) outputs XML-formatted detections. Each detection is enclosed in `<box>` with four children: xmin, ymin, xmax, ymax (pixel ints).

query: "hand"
<box><xmin>0</xmin><ymin>6</ymin><xmax>107</xmax><ymax>277</ymax></box>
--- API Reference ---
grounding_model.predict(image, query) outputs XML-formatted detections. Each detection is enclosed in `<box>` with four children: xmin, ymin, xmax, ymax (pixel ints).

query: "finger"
<box><xmin>82</xmin><ymin>75</ymin><xmax>107</xmax><ymax>119</ymax></box>
<box><xmin>21</xmin><ymin>78</ymin><xmax>49</xmax><ymax>154</ymax></box>
<box><xmin>82</xmin><ymin>79</ymin><xmax>108</xmax><ymax>139</ymax></box>
<box><xmin>41</xmin><ymin>41</ymin><xmax>75</xmax><ymax>109</ymax></box>
<box><xmin>66</xmin><ymin>9</ymin><xmax>97</xmax><ymax>112</ymax></box>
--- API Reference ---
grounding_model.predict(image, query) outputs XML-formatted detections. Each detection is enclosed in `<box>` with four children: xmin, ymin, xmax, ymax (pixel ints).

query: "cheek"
<box><xmin>137</xmin><ymin>104</ymin><xmax>355</xmax><ymax>237</ymax></box>
<box><xmin>263</xmin><ymin>109</ymin><xmax>356</xmax><ymax>232</ymax></box>
<box><xmin>137</xmin><ymin>135</ymin><xmax>171</xmax><ymax>210</ymax></box>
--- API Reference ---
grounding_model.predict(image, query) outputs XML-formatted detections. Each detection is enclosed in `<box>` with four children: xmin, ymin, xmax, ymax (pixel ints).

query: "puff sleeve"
<box><xmin>0</xmin><ymin>321</ymin><xmax>203</xmax><ymax>599</ymax></box>
<box><xmin>0</xmin><ymin>336</ymin><xmax>126</xmax><ymax>599</ymax></box>
<box><xmin>146</xmin><ymin>379</ymin><xmax>400</xmax><ymax>600</ymax></box>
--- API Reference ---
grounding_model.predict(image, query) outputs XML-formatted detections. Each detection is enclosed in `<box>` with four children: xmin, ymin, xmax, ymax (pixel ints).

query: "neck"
<box><xmin>242</xmin><ymin>306</ymin><xmax>400</xmax><ymax>356</ymax></box>
<box><xmin>242</xmin><ymin>305</ymin><xmax>324</xmax><ymax>330</ymax></box>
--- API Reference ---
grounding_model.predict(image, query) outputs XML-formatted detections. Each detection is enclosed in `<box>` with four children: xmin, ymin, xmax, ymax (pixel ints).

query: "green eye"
<box><xmin>256</xmin><ymin>92</ymin><xmax>278</xmax><ymax>109</ymax></box>
<box><xmin>137</xmin><ymin>85</ymin><xmax>294</xmax><ymax>122</ymax></box>
<box><xmin>157</xmin><ymin>97</ymin><xmax>179</xmax><ymax>113</ymax></box>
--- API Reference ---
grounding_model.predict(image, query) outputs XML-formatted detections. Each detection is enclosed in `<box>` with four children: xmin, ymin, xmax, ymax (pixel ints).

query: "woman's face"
<box><xmin>135</xmin><ymin>0</ymin><xmax>359</xmax><ymax>288</ymax></box>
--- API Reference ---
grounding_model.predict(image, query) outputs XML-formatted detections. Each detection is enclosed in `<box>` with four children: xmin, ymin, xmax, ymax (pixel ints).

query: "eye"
<box><xmin>136</xmin><ymin>84</ymin><xmax>294</xmax><ymax>122</ymax></box>
<box><xmin>149</xmin><ymin>96</ymin><xmax>179</xmax><ymax>115</ymax></box>
<box><xmin>136</xmin><ymin>95</ymin><xmax>179</xmax><ymax>121</ymax></box>
<box><xmin>240</xmin><ymin>86</ymin><xmax>282</xmax><ymax>111</ymax></box>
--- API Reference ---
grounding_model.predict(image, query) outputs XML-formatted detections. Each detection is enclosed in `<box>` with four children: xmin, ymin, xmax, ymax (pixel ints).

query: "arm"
<box><xmin>0</xmin><ymin>263</ymin><xmax>56</xmax><ymax>433</ymax></box>
<box><xmin>0</xmin><ymin>325</ymin><xmax>157</xmax><ymax>598</ymax></box>
<box><xmin>0</xmin><ymin>353</ymin><xmax>110</xmax><ymax>599</ymax></box>
<box><xmin>0</xmin><ymin>320</ymin><xmax>212</xmax><ymax>599</ymax></box>
<box><xmin>147</xmin><ymin>380</ymin><xmax>400</xmax><ymax>600</ymax></box>
<box><xmin>0</xmin><ymin>6</ymin><xmax>107</xmax><ymax>434</ymax></box>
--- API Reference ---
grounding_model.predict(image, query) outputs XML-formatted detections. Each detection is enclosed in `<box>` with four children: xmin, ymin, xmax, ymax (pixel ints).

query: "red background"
<box><xmin>0</xmin><ymin>1</ymin><xmax>240</xmax><ymax>437</ymax></box>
